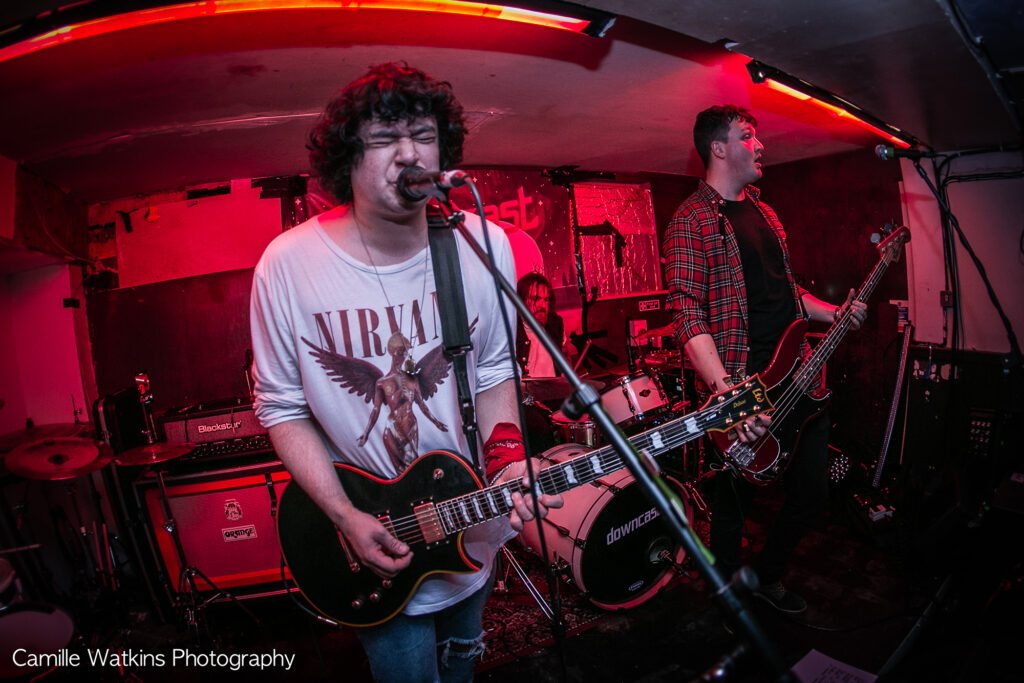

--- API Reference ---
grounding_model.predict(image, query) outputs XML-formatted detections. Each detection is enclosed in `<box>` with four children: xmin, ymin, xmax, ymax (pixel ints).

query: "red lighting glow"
<box><xmin>762</xmin><ymin>78</ymin><xmax>912</xmax><ymax>148</ymax></box>
<box><xmin>0</xmin><ymin>1</ymin><xmax>593</xmax><ymax>64</ymax></box>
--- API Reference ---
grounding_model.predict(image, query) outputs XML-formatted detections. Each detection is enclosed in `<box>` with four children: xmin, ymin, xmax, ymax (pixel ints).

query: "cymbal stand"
<box><xmin>495</xmin><ymin>546</ymin><xmax>557</xmax><ymax>623</ymax></box>
<box><xmin>154</xmin><ymin>470</ymin><xmax>258</xmax><ymax>643</ymax></box>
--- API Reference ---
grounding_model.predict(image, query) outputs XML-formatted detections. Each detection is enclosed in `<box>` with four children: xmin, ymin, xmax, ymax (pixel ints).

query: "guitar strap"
<box><xmin>426</xmin><ymin>204</ymin><xmax>483</xmax><ymax>477</ymax></box>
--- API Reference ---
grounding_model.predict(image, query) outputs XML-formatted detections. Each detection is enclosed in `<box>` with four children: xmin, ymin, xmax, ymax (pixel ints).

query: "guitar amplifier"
<box><xmin>160</xmin><ymin>398</ymin><xmax>266</xmax><ymax>444</ymax></box>
<box><xmin>134</xmin><ymin>460</ymin><xmax>292</xmax><ymax>595</ymax></box>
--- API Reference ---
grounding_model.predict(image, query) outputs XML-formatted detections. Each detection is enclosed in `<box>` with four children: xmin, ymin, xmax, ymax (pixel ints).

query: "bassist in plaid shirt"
<box><xmin>663</xmin><ymin>105</ymin><xmax>866</xmax><ymax>614</ymax></box>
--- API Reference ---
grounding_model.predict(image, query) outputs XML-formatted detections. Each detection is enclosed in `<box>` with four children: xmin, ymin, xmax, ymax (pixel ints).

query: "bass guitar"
<box><xmin>710</xmin><ymin>224</ymin><xmax>910</xmax><ymax>485</ymax></box>
<box><xmin>277</xmin><ymin>377</ymin><xmax>771</xmax><ymax>627</ymax></box>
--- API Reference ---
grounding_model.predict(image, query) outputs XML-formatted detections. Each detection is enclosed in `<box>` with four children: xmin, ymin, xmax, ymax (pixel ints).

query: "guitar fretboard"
<box><xmin>434</xmin><ymin>379</ymin><xmax>767</xmax><ymax>534</ymax></box>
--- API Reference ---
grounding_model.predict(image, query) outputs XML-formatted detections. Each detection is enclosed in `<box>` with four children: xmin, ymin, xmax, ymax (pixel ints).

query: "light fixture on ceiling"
<box><xmin>746</xmin><ymin>59</ymin><xmax>916</xmax><ymax>149</ymax></box>
<box><xmin>0</xmin><ymin>1</ymin><xmax>616</xmax><ymax>64</ymax></box>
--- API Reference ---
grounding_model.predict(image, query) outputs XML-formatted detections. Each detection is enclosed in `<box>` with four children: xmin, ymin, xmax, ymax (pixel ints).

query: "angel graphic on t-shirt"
<box><xmin>302</xmin><ymin>329</ymin><xmax>462</xmax><ymax>471</ymax></box>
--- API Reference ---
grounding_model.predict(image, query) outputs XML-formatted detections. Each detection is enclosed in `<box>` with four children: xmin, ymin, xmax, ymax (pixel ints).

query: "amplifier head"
<box><xmin>160</xmin><ymin>400</ymin><xmax>266</xmax><ymax>444</ymax></box>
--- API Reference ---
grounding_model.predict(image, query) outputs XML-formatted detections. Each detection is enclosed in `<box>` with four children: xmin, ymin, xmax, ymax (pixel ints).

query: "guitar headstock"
<box><xmin>876</xmin><ymin>224</ymin><xmax>911</xmax><ymax>264</ymax></box>
<box><xmin>704</xmin><ymin>375</ymin><xmax>773</xmax><ymax>433</ymax></box>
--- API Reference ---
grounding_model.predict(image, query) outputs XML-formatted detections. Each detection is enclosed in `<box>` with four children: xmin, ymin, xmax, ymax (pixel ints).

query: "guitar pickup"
<box><xmin>413</xmin><ymin>503</ymin><xmax>445</xmax><ymax>544</ymax></box>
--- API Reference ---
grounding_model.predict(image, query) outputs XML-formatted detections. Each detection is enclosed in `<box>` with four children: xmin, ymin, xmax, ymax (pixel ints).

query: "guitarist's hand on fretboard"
<box><xmin>493</xmin><ymin>459</ymin><xmax>564</xmax><ymax>532</ymax></box>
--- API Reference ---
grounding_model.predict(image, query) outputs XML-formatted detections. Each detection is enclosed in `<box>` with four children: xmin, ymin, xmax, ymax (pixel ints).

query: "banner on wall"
<box><xmin>451</xmin><ymin>167</ymin><xmax>575</xmax><ymax>291</ymax></box>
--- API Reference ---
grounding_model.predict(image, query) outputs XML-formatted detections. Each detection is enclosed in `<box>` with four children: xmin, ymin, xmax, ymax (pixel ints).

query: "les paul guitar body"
<box><xmin>277</xmin><ymin>451</ymin><xmax>484</xmax><ymax>628</ymax></box>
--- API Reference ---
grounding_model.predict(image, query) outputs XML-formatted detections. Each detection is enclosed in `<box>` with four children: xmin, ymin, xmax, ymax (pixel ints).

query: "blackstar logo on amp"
<box><xmin>161</xmin><ymin>400</ymin><xmax>267</xmax><ymax>444</ymax></box>
<box><xmin>198</xmin><ymin>421</ymin><xmax>242</xmax><ymax>434</ymax></box>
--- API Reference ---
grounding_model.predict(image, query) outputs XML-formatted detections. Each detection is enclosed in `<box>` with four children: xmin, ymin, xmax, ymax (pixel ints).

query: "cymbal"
<box><xmin>0</xmin><ymin>423</ymin><xmax>90</xmax><ymax>454</ymax></box>
<box><xmin>521</xmin><ymin>377</ymin><xmax>605</xmax><ymax>402</ymax></box>
<box><xmin>6</xmin><ymin>437</ymin><xmax>112</xmax><ymax>480</ymax></box>
<box><xmin>115</xmin><ymin>442</ymin><xmax>195</xmax><ymax>467</ymax></box>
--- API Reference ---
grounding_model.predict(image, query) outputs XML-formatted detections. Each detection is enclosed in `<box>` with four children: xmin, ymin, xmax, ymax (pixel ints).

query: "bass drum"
<box><xmin>519</xmin><ymin>444</ymin><xmax>690</xmax><ymax>610</ymax></box>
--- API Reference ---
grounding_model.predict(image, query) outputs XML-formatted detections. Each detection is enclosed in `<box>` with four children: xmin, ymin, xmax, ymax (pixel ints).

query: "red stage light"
<box><xmin>0</xmin><ymin>1</ymin><xmax>598</xmax><ymax>64</ymax></box>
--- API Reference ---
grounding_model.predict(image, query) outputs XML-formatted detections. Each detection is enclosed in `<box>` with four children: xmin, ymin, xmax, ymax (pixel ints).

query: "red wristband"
<box><xmin>484</xmin><ymin>422</ymin><xmax>526</xmax><ymax>482</ymax></box>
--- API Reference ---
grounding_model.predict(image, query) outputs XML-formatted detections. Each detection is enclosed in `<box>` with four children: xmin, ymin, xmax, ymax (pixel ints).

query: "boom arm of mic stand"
<box><xmin>436</xmin><ymin>191</ymin><xmax>793</xmax><ymax>682</ymax></box>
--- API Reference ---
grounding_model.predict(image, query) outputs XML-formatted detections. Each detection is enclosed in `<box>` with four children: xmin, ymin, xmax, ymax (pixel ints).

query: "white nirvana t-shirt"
<box><xmin>250</xmin><ymin>206</ymin><xmax>517</xmax><ymax>615</ymax></box>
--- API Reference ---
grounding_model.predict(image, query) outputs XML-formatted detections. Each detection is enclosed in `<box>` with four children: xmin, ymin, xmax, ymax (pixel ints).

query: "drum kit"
<box><xmin>0</xmin><ymin>387</ymin><xmax>198</xmax><ymax>672</ymax></box>
<box><xmin>516</xmin><ymin>323</ymin><xmax>710</xmax><ymax>612</ymax></box>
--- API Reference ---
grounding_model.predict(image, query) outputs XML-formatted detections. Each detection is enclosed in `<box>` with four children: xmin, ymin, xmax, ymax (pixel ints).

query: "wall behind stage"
<box><xmin>899</xmin><ymin>151</ymin><xmax>1024</xmax><ymax>353</ymax></box>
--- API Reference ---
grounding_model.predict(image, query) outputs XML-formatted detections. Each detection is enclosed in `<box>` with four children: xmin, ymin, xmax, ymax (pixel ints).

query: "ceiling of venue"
<box><xmin>0</xmin><ymin>0</ymin><xmax>1020</xmax><ymax>204</ymax></box>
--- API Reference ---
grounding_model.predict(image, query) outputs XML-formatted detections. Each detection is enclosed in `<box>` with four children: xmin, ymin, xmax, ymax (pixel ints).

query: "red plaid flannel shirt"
<box><xmin>663</xmin><ymin>181</ymin><xmax>807</xmax><ymax>398</ymax></box>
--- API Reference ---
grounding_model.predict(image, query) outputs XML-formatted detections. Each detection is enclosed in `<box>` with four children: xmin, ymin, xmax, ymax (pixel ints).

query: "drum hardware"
<box><xmin>495</xmin><ymin>546</ymin><xmax>557</xmax><ymax>623</ymax></box>
<box><xmin>599</xmin><ymin>372</ymin><xmax>670</xmax><ymax>430</ymax></box>
<box><xmin>119</xmin><ymin>373</ymin><xmax>195</xmax><ymax>466</ymax></box>
<box><xmin>550</xmin><ymin>410</ymin><xmax>601</xmax><ymax>448</ymax></box>
<box><xmin>152</xmin><ymin>469</ymin><xmax>259</xmax><ymax>642</ymax></box>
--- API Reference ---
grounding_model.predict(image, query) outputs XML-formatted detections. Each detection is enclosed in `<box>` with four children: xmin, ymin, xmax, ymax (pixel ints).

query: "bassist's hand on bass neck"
<box><xmin>835</xmin><ymin>288</ymin><xmax>868</xmax><ymax>330</ymax></box>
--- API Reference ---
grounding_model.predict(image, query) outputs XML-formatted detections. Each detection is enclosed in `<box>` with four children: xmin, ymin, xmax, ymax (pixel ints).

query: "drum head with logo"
<box><xmin>577</xmin><ymin>476</ymin><xmax>687</xmax><ymax>608</ymax></box>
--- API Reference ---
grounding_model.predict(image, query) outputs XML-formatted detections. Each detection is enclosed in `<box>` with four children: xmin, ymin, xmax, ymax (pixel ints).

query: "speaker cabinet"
<box><xmin>134</xmin><ymin>460</ymin><xmax>292</xmax><ymax>595</ymax></box>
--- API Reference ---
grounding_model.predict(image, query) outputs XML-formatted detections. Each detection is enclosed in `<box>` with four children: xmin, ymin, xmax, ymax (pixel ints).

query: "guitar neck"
<box><xmin>436</xmin><ymin>383</ymin><xmax>763</xmax><ymax>535</ymax></box>
<box><xmin>794</xmin><ymin>229</ymin><xmax>909</xmax><ymax>391</ymax></box>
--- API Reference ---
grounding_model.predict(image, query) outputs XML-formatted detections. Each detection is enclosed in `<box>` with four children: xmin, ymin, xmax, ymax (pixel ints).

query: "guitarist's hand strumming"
<box><xmin>337</xmin><ymin>503</ymin><xmax>413</xmax><ymax>579</ymax></box>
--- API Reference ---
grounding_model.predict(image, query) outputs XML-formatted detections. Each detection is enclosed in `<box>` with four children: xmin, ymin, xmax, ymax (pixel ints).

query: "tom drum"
<box><xmin>599</xmin><ymin>372</ymin><xmax>669</xmax><ymax>429</ymax></box>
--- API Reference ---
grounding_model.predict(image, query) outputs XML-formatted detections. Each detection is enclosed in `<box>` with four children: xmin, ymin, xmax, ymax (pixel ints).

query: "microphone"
<box><xmin>396</xmin><ymin>166</ymin><xmax>468</xmax><ymax>201</ymax></box>
<box><xmin>875</xmin><ymin>144</ymin><xmax>936</xmax><ymax>161</ymax></box>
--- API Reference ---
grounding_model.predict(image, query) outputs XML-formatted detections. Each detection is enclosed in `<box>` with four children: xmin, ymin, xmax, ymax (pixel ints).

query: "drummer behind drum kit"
<box><xmin>515</xmin><ymin>322</ymin><xmax>711</xmax><ymax>612</ymax></box>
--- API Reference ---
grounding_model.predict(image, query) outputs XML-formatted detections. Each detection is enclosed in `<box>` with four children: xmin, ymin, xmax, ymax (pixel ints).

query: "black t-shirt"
<box><xmin>722</xmin><ymin>198</ymin><xmax>796</xmax><ymax>374</ymax></box>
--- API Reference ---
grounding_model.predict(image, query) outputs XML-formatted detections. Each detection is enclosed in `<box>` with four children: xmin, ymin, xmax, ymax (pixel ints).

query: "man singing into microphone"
<box><xmin>663</xmin><ymin>105</ymin><xmax>866</xmax><ymax>615</ymax></box>
<box><xmin>250</xmin><ymin>62</ymin><xmax>560</xmax><ymax>682</ymax></box>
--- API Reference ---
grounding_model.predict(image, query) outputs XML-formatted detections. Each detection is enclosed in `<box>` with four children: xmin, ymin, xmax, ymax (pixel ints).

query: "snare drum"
<box><xmin>520</xmin><ymin>444</ymin><xmax>690</xmax><ymax>610</ymax></box>
<box><xmin>600</xmin><ymin>372</ymin><xmax>669</xmax><ymax>429</ymax></box>
<box><xmin>550</xmin><ymin>411</ymin><xmax>601</xmax><ymax>448</ymax></box>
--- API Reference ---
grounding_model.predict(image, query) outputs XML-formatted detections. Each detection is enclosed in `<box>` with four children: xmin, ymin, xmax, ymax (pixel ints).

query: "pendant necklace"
<box><xmin>353</xmin><ymin>212</ymin><xmax>428</xmax><ymax>376</ymax></box>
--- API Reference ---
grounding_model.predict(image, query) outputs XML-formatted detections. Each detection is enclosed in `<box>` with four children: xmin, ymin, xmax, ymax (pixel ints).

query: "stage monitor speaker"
<box><xmin>135</xmin><ymin>460</ymin><xmax>292</xmax><ymax>594</ymax></box>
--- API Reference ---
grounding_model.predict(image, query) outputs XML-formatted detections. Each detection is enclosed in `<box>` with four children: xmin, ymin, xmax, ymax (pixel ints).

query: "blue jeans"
<box><xmin>356</xmin><ymin>569</ymin><xmax>495</xmax><ymax>683</ymax></box>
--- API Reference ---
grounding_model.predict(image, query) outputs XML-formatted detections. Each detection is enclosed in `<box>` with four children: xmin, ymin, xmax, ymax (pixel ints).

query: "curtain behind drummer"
<box><xmin>515</xmin><ymin>273</ymin><xmax>566</xmax><ymax>378</ymax></box>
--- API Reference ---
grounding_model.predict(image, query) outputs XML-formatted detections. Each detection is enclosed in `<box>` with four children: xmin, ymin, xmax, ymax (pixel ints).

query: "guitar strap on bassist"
<box><xmin>426</xmin><ymin>203</ymin><xmax>485</xmax><ymax>480</ymax></box>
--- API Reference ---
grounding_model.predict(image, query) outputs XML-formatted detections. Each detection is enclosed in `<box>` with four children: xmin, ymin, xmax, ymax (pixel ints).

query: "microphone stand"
<box><xmin>429</xmin><ymin>184</ymin><xmax>794</xmax><ymax>682</ymax></box>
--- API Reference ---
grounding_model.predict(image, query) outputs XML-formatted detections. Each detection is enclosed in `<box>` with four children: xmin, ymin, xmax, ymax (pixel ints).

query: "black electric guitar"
<box><xmin>277</xmin><ymin>377</ymin><xmax>771</xmax><ymax>627</ymax></box>
<box><xmin>710</xmin><ymin>224</ymin><xmax>910</xmax><ymax>485</ymax></box>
